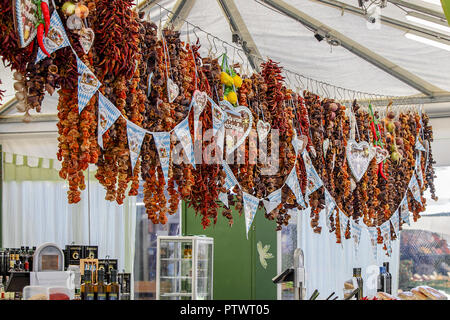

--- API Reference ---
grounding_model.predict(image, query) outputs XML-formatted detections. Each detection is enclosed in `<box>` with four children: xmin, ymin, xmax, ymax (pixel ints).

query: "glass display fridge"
<box><xmin>156</xmin><ymin>236</ymin><xmax>213</xmax><ymax>300</ymax></box>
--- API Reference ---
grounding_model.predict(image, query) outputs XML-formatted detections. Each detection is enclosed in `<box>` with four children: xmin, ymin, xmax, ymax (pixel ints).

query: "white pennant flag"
<box><xmin>36</xmin><ymin>11</ymin><xmax>71</xmax><ymax>63</ymax></box>
<box><xmin>263</xmin><ymin>189</ymin><xmax>282</xmax><ymax>214</ymax></box>
<box><xmin>126</xmin><ymin>121</ymin><xmax>146</xmax><ymax>173</ymax></box>
<box><xmin>76</xmin><ymin>56</ymin><xmax>101</xmax><ymax>113</ymax></box>
<box><xmin>324</xmin><ymin>189</ymin><xmax>336</xmax><ymax>231</ymax></box>
<box><xmin>339</xmin><ymin>210</ymin><xmax>349</xmax><ymax>238</ymax></box>
<box><xmin>152</xmin><ymin>132</ymin><xmax>171</xmax><ymax>185</ymax></box>
<box><xmin>380</xmin><ymin>221</ymin><xmax>392</xmax><ymax>256</ymax></box>
<box><xmin>211</xmin><ymin>97</ymin><xmax>227</xmax><ymax>135</ymax></box>
<box><xmin>415</xmin><ymin>153</ymin><xmax>424</xmax><ymax>187</ymax></box>
<box><xmin>400</xmin><ymin>197</ymin><xmax>410</xmax><ymax>226</ymax></box>
<box><xmin>303</xmin><ymin>151</ymin><xmax>323</xmax><ymax>198</ymax></box>
<box><xmin>243</xmin><ymin>192</ymin><xmax>260</xmax><ymax>240</ymax></box>
<box><xmin>391</xmin><ymin>209</ymin><xmax>400</xmax><ymax>237</ymax></box>
<box><xmin>222</xmin><ymin>160</ymin><xmax>239</xmax><ymax>191</ymax></box>
<box><xmin>367</xmin><ymin>227</ymin><xmax>378</xmax><ymax>261</ymax></box>
<box><xmin>98</xmin><ymin>92</ymin><xmax>122</xmax><ymax>149</ymax></box>
<box><xmin>218</xmin><ymin>192</ymin><xmax>229</xmax><ymax>208</ymax></box>
<box><xmin>285</xmin><ymin>166</ymin><xmax>305</xmax><ymax>207</ymax></box>
<box><xmin>351</xmin><ymin>220</ymin><xmax>362</xmax><ymax>255</ymax></box>
<box><xmin>193</xmin><ymin>90</ymin><xmax>208</xmax><ymax>142</ymax></box>
<box><xmin>408</xmin><ymin>174</ymin><xmax>422</xmax><ymax>204</ymax></box>
<box><xmin>174</xmin><ymin>118</ymin><xmax>196</xmax><ymax>168</ymax></box>
<box><xmin>415</xmin><ymin>136</ymin><xmax>426</xmax><ymax>152</ymax></box>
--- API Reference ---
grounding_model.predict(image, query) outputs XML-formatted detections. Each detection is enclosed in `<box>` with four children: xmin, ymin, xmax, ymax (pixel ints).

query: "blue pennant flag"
<box><xmin>324</xmin><ymin>189</ymin><xmax>336</xmax><ymax>231</ymax></box>
<box><xmin>415</xmin><ymin>153</ymin><xmax>424</xmax><ymax>187</ymax></box>
<box><xmin>76</xmin><ymin>56</ymin><xmax>101</xmax><ymax>113</ymax></box>
<box><xmin>263</xmin><ymin>189</ymin><xmax>282</xmax><ymax>214</ymax></box>
<box><xmin>218</xmin><ymin>192</ymin><xmax>229</xmax><ymax>208</ymax></box>
<box><xmin>339</xmin><ymin>210</ymin><xmax>349</xmax><ymax>238</ymax></box>
<box><xmin>174</xmin><ymin>118</ymin><xmax>196</xmax><ymax>169</ymax></box>
<box><xmin>222</xmin><ymin>160</ymin><xmax>239</xmax><ymax>191</ymax></box>
<box><xmin>415</xmin><ymin>136</ymin><xmax>426</xmax><ymax>152</ymax></box>
<box><xmin>408</xmin><ymin>174</ymin><xmax>422</xmax><ymax>204</ymax></box>
<box><xmin>126</xmin><ymin>120</ymin><xmax>146</xmax><ymax>173</ymax></box>
<box><xmin>285</xmin><ymin>166</ymin><xmax>305</xmax><ymax>207</ymax></box>
<box><xmin>302</xmin><ymin>151</ymin><xmax>323</xmax><ymax>198</ymax></box>
<box><xmin>152</xmin><ymin>132</ymin><xmax>171</xmax><ymax>186</ymax></box>
<box><xmin>98</xmin><ymin>92</ymin><xmax>122</xmax><ymax>149</ymax></box>
<box><xmin>391</xmin><ymin>209</ymin><xmax>400</xmax><ymax>237</ymax></box>
<box><xmin>400</xmin><ymin>197</ymin><xmax>410</xmax><ymax>226</ymax></box>
<box><xmin>36</xmin><ymin>11</ymin><xmax>71</xmax><ymax>63</ymax></box>
<box><xmin>210</xmin><ymin>97</ymin><xmax>227</xmax><ymax>136</ymax></box>
<box><xmin>367</xmin><ymin>227</ymin><xmax>378</xmax><ymax>261</ymax></box>
<box><xmin>242</xmin><ymin>192</ymin><xmax>260</xmax><ymax>240</ymax></box>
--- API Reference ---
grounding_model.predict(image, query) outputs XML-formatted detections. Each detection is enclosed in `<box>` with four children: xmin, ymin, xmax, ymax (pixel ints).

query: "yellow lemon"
<box><xmin>227</xmin><ymin>91</ymin><xmax>238</xmax><ymax>104</ymax></box>
<box><xmin>220</xmin><ymin>72</ymin><xmax>234</xmax><ymax>86</ymax></box>
<box><xmin>233</xmin><ymin>75</ymin><xmax>243</xmax><ymax>88</ymax></box>
<box><xmin>223</xmin><ymin>95</ymin><xmax>228</xmax><ymax>102</ymax></box>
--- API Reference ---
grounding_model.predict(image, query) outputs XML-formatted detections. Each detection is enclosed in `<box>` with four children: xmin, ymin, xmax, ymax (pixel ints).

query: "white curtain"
<box><xmin>295</xmin><ymin>208</ymin><xmax>399</xmax><ymax>299</ymax></box>
<box><xmin>2</xmin><ymin>180</ymin><xmax>136</xmax><ymax>274</ymax></box>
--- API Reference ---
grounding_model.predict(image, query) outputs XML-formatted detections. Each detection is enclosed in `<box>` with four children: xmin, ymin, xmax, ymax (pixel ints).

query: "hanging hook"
<box><xmin>192</xmin><ymin>26</ymin><xmax>200</xmax><ymax>44</ymax></box>
<box><xmin>212</xmin><ymin>36</ymin><xmax>218</xmax><ymax>57</ymax></box>
<box><xmin>206</xmin><ymin>33</ymin><xmax>213</xmax><ymax>57</ymax></box>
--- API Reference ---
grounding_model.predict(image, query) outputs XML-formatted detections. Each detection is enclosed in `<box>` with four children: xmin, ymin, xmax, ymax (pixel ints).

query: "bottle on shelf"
<box><xmin>377</xmin><ymin>266</ymin><xmax>386</xmax><ymax>292</ymax></box>
<box><xmin>82</xmin><ymin>270</ymin><xmax>95</xmax><ymax>300</ymax></box>
<box><xmin>0</xmin><ymin>276</ymin><xmax>4</xmax><ymax>300</ymax></box>
<box><xmin>107</xmin><ymin>270</ymin><xmax>120</xmax><ymax>300</ymax></box>
<box><xmin>383</xmin><ymin>262</ymin><xmax>392</xmax><ymax>294</ymax></box>
<box><xmin>96</xmin><ymin>269</ymin><xmax>107</xmax><ymax>301</ymax></box>
<box><xmin>352</xmin><ymin>268</ymin><xmax>363</xmax><ymax>300</ymax></box>
<box><xmin>29</xmin><ymin>247</ymin><xmax>35</xmax><ymax>271</ymax></box>
<box><xmin>9</xmin><ymin>250</ymin><xmax>15</xmax><ymax>272</ymax></box>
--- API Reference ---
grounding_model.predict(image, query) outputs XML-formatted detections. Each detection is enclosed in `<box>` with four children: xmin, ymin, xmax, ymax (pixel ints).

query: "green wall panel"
<box><xmin>183</xmin><ymin>202</ymin><xmax>277</xmax><ymax>300</ymax></box>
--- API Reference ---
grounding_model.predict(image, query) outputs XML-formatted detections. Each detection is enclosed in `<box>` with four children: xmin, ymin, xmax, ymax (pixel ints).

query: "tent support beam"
<box><xmin>387</xmin><ymin>0</ymin><xmax>446</xmax><ymax>20</ymax></box>
<box><xmin>163</xmin><ymin>0</ymin><xmax>196</xmax><ymax>31</ymax></box>
<box><xmin>259</xmin><ymin>0</ymin><xmax>447</xmax><ymax>97</ymax></box>
<box><xmin>136</xmin><ymin>0</ymin><xmax>161</xmax><ymax>12</ymax></box>
<box><xmin>216</xmin><ymin>0</ymin><xmax>263</xmax><ymax>72</ymax></box>
<box><xmin>310</xmin><ymin>0</ymin><xmax>450</xmax><ymax>43</ymax></box>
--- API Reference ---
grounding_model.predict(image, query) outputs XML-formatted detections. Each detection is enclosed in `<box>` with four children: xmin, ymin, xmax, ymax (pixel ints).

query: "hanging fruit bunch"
<box><xmin>220</xmin><ymin>54</ymin><xmax>242</xmax><ymax>105</ymax></box>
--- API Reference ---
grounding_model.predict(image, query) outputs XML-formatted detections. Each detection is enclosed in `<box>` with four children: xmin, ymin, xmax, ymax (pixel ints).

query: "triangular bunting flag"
<box><xmin>367</xmin><ymin>227</ymin><xmax>378</xmax><ymax>261</ymax></box>
<box><xmin>193</xmin><ymin>90</ymin><xmax>208</xmax><ymax>142</ymax></box>
<box><xmin>222</xmin><ymin>160</ymin><xmax>239</xmax><ymax>190</ymax></box>
<box><xmin>76</xmin><ymin>57</ymin><xmax>101</xmax><ymax>113</ymax></box>
<box><xmin>218</xmin><ymin>192</ymin><xmax>229</xmax><ymax>208</ymax></box>
<box><xmin>408</xmin><ymin>174</ymin><xmax>422</xmax><ymax>203</ymax></box>
<box><xmin>211</xmin><ymin>97</ymin><xmax>227</xmax><ymax>136</ymax></box>
<box><xmin>351</xmin><ymin>220</ymin><xmax>362</xmax><ymax>255</ymax></box>
<box><xmin>263</xmin><ymin>189</ymin><xmax>282</xmax><ymax>214</ymax></box>
<box><xmin>415</xmin><ymin>153</ymin><xmax>424</xmax><ymax>187</ymax></box>
<box><xmin>415</xmin><ymin>136</ymin><xmax>426</xmax><ymax>152</ymax></box>
<box><xmin>302</xmin><ymin>151</ymin><xmax>323</xmax><ymax>198</ymax></box>
<box><xmin>174</xmin><ymin>118</ymin><xmax>196</xmax><ymax>169</ymax></box>
<box><xmin>242</xmin><ymin>192</ymin><xmax>260</xmax><ymax>240</ymax></box>
<box><xmin>324</xmin><ymin>189</ymin><xmax>336</xmax><ymax>231</ymax></box>
<box><xmin>391</xmin><ymin>209</ymin><xmax>400</xmax><ymax>237</ymax></box>
<box><xmin>98</xmin><ymin>92</ymin><xmax>122</xmax><ymax>149</ymax></box>
<box><xmin>36</xmin><ymin>11</ymin><xmax>71</xmax><ymax>63</ymax></box>
<box><xmin>380</xmin><ymin>221</ymin><xmax>392</xmax><ymax>256</ymax></box>
<box><xmin>400</xmin><ymin>197</ymin><xmax>410</xmax><ymax>226</ymax></box>
<box><xmin>339</xmin><ymin>210</ymin><xmax>349</xmax><ymax>238</ymax></box>
<box><xmin>152</xmin><ymin>132</ymin><xmax>171</xmax><ymax>185</ymax></box>
<box><xmin>285</xmin><ymin>165</ymin><xmax>305</xmax><ymax>207</ymax></box>
<box><xmin>126</xmin><ymin>121</ymin><xmax>146</xmax><ymax>173</ymax></box>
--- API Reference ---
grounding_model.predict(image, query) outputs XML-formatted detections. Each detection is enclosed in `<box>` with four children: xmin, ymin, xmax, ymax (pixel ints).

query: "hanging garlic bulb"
<box><xmin>14</xmin><ymin>81</ymin><xmax>25</xmax><ymax>91</ymax></box>
<box><xmin>15</xmin><ymin>91</ymin><xmax>26</xmax><ymax>101</ymax></box>
<box><xmin>16</xmin><ymin>101</ymin><xmax>27</xmax><ymax>112</ymax></box>
<box><xmin>23</xmin><ymin>111</ymin><xmax>33</xmax><ymax>123</ymax></box>
<box><xmin>13</xmin><ymin>72</ymin><xmax>24</xmax><ymax>81</ymax></box>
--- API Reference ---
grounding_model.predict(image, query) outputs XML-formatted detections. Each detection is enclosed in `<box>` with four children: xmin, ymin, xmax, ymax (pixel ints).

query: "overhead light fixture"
<box><xmin>420</xmin><ymin>0</ymin><xmax>442</xmax><ymax>6</ymax></box>
<box><xmin>405</xmin><ymin>31</ymin><xmax>450</xmax><ymax>51</ymax></box>
<box><xmin>406</xmin><ymin>11</ymin><xmax>450</xmax><ymax>33</ymax></box>
<box><xmin>314</xmin><ymin>29</ymin><xmax>326</xmax><ymax>42</ymax></box>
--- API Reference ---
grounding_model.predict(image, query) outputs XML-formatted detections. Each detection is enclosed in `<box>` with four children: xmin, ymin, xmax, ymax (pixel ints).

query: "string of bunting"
<box><xmin>37</xmin><ymin>8</ymin><xmax>428</xmax><ymax>256</ymax></box>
